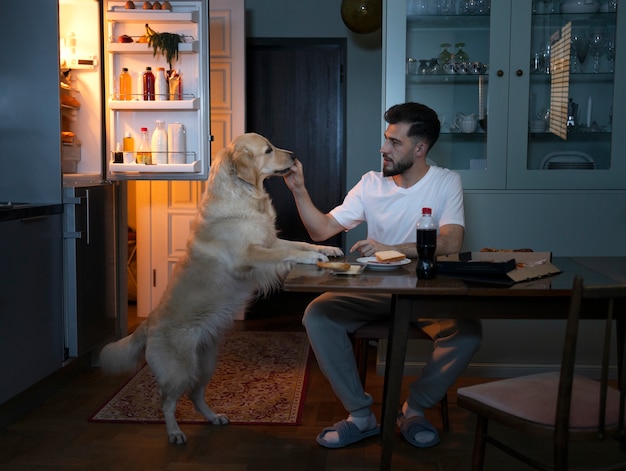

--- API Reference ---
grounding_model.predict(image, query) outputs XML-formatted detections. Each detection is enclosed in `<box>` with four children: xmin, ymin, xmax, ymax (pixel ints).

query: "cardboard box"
<box><xmin>437</xmin><ymin>251</ymin><xmax>560</xmax><ymax>284</ymax></box>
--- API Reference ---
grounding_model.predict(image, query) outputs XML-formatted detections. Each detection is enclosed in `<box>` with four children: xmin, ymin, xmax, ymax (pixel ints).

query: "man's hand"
<box><xmin>283</xmin><ymin>159</ymin><xmax>305</xmax><ymax>193</ymax></box>
<box><xmin>350</xmin><ymin>239</ymin><xmax>390</xmax><ymax>257</ymax></box>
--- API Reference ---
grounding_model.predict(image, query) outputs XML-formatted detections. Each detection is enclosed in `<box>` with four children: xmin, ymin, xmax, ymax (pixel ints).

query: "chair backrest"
<box><xmin>556</xmin><ymin>275</ymin><xmax>626</xmax><ymax>445</ymax></box>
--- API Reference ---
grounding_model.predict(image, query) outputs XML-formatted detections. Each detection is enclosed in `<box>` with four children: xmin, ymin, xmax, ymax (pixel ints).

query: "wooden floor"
<box><xmin>1</xmin><ymin>294</ymin><xmax>624</xmax><ymax>470</ymax></box>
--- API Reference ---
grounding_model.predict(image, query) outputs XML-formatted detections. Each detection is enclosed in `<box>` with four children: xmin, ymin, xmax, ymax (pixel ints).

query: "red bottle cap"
<box><xmin>422</xmin><ymin>207</ymin><xmax>432</xmax><ymax>215</ymax></box>
<box><xmin>141</xmin><ymin>127</ymin><xmax>148</xmax><ymax>132</ymax></box>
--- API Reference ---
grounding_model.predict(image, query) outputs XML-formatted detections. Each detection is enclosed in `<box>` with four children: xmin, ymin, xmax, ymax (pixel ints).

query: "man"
<box><xmin>283</xmin><ymin>102</ymin><xmax>482</xmax><ymax>448</ymax></box>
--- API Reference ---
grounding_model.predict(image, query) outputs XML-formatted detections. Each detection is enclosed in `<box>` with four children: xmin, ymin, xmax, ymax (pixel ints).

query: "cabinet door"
<box><xmin>506</xmin><ymin>1</ymin><xmax>625</xmax><ymax>190</ymax></box>
<box><xmin>0</xmin><ymin>214</ymin><xmax>64</xmax><ymax>404</ymax></box>
<box><xmin>385</xmin><ymin>0</ymin><xmax>510</xmax><ymax>190</ymax></box>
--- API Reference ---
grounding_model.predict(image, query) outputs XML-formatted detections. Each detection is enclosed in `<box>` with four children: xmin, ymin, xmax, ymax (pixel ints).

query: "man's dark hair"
<box><xmin>384</xmin><ymin>102</ymin><xmax>440</xmax><ymax>148</ymax></box>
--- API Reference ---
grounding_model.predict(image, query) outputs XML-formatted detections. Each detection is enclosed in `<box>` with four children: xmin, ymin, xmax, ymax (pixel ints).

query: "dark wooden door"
<box><xmin>246</xmin><ymin>39</ymin><xmax>346</xmax><ymax>249</ymax></box>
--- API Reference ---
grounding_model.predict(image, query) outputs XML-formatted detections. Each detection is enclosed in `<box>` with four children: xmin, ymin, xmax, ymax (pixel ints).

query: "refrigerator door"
<box><xmin>103</xmin><ymin>0</ymin><xmax>211</xmax><ymax>180</ymax></box>
<box><xmin>59</xmin><ymin>0</ymin><xmax>211</xmax><ymax>182</ymax></box>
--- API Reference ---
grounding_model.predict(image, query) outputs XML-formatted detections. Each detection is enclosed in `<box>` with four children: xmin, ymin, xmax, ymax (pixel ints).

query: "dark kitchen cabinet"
<box><xmin>0</xmin><ymin>208</ymin><xmax>64</xmax><ymax>404</ymax></box>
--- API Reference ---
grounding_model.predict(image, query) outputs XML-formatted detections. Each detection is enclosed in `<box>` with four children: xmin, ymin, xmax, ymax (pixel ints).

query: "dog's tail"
<box><xmin>99</xmin><ymin>321</ymin><xmax>148</xmax><ymax>374</ymax></box>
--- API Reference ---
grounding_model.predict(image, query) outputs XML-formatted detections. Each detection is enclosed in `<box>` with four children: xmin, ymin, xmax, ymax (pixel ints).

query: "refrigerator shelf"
<box><xmin>107</xmin><ymin>10</ymin><xmax>199</xmax><ymax>24</ymax></box>
<box><xmin>110</xmin><ymin>160</ymin><xmax>201</xmax><ymax>173</ymax></box>
<box><xmin>108</xmin><ymin>97</ymin><xmax>199</xmax><ymax>110</ymax></box>
<box><xmin>107</xmin><ymin>41</ymin><xmax>199</xmax><ymax>54</ymax></box>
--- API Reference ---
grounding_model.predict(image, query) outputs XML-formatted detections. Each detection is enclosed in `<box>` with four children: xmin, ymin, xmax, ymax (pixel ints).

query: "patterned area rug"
<box><xmin>90</xmin><ymin>331</ymin><xmax>310</xmax><ymax>425</ymax></box>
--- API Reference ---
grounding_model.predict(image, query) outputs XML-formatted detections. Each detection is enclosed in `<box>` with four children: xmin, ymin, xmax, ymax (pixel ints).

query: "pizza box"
<box><xmin>436</xmin><ymin>251</ymin><xmax>560</xmax><ymax>284</ymax></box>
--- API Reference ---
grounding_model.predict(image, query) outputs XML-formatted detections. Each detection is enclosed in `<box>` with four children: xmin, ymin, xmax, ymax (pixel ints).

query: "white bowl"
<box><xmin>560</xmin><ymin>0</ymin><xmax>600</xmax><ymax>13</ymax></box>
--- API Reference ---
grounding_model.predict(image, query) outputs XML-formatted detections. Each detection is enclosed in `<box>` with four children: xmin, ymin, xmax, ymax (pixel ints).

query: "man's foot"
<box><xmin>316</xmin><ymin>413</ymin><xmax>379</xmax><ymax>448</ymax></box>
<box><xmin>396</xmin><ymin>403</ymin><xmax>440</xmax><ymax>448</ymax></box>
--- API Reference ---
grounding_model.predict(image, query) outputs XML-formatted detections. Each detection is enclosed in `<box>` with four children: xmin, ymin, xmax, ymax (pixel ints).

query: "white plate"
<box><xmin>356</xmin><ymin>256</ymin><xmax>411</xmax><ymax>270</ymax></box>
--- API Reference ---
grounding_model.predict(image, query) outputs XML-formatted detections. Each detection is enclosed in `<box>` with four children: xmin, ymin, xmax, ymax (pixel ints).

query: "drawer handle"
<box><xmin>516</xmin><ymin>69</ymin><xmax>523</xmax><ymax>76</ymax></box>
<box><xmin>497</xmin><ymin>69</ymin><xmax>504</xmax><ymax>77</ymax></box>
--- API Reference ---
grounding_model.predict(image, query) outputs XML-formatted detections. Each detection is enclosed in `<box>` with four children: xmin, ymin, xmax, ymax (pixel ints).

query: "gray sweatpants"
<box><xmin>302</xmin><ymin>292</ymin><xmax>482</xmax><ymax>418</ymax></box>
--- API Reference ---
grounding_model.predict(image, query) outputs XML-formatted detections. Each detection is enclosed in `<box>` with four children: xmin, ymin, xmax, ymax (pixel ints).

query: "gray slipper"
<box><xmin>316</xmin><ymin>419</ymin><xmax>380</xmax><ymax>449</ymax></box>
<box><xmin>396</xmin><ymin>412</ymin><xmax>440</xmax><ymax>448</ymax></box>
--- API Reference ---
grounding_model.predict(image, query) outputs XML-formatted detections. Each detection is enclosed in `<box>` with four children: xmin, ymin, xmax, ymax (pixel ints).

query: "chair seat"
<box><xmin>458</xmin><ymin>372</ymin><xmax>623</xmax><ymax>431</ymax></box>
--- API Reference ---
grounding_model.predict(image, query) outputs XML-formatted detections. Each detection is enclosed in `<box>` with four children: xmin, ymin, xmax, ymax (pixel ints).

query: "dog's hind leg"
<box><xmin>160</xmin><ymin>385</ymin><xmax>188</xmax><ymax>444</ymax></box>
<box><xmin>188</xmin><ymin>385</ymin><xmax>229</xmax><ymax>425</ymax></box>
<box><xmin>188</xmin><ymin>347</ymin><xmax>229</xmax><ymax>425</ymax></box>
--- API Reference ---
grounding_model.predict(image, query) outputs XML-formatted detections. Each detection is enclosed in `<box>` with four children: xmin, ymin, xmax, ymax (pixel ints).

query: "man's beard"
<box><xmin>382</xmin><ymin>155</ymin><xmax>414</xmax><ymax>177</ymax></box>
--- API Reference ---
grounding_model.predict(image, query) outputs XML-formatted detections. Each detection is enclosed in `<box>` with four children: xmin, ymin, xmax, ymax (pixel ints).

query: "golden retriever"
<box><xmin>99</xmin><ymin>133</ymin><xmax>342</xmax><ymax>444</ymax></box>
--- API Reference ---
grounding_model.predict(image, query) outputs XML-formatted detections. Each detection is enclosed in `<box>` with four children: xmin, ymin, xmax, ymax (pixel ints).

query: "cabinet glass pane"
<box><xmin>527</xmin><ymin>8</ymin><xmax>616</xmax><ymax>172</ymax></box>
<box><xmin>405</xmin><ymin>3</ymin><xmax>490</xmax><ymax>173</ymax></box>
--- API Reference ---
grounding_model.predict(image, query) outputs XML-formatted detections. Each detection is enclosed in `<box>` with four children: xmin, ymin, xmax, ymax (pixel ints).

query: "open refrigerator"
<box><xmin>59</xmin><ymin>0</ymin><xmax>210</xmax><ymax>183</ymax></box>
<box><xmin>58</xmin><ymin>0</ymin><xmax>210</xmax><ymax>357</ymax></box>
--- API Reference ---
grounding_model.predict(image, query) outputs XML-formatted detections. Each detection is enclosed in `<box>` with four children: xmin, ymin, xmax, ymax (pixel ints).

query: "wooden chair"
<box><xmin>353</xmin><ymin>321</ymin><xmax>450</xmax><ymax>432</ymax></box>
<box><xmin>457</xmin><ymin>275</ymin><xmax>626</xmax><ymax>471</ymax></box>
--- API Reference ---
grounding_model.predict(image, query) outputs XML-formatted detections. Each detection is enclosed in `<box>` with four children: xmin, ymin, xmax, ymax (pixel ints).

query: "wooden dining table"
<box><xmin>282</xmin><ymin>256</ymin><xmax>626</xmax><ymax>471</ymax></box>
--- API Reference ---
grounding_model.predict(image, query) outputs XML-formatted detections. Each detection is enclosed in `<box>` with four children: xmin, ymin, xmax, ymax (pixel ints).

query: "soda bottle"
<box><xmin>416</xmin><ymin>207</ymin><xmax>437</xmax><ymax>279</ymax></box>
<box><xmin>137</xmin><ymin>127</ymin><xmax>152</xmax><ymax>164</ymax></box>
<box><xmin>143</xmin><ymin>66</ymin><xmax>155</xmax><ymax>101</ymax></box>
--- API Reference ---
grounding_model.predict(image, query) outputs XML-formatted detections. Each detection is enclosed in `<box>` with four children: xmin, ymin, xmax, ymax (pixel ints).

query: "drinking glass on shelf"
<box><xmin>455</xmin><ymin>43</ymin><xmax>469</xmax><ymax>63</ymax></box>
<box><xmin>437</xmin><ymin>43</ymin><xmax>452</xmax><ymax>65</ymax></box>
<box><xmin>606</xmin><ymin>34</ymin><xmax>615</xmax><ymax>73</ymax></box>
<box><xmin>588</xmin><ymin>26</ymin><xmax>607</xmax><ymax>73</ymax></box>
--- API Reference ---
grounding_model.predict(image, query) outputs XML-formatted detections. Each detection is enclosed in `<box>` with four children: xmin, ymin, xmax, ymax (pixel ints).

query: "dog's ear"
<box><xmin>232</xmin><ymin>147</ymin><xmax>259</xmax><ymax>186</ymax></box>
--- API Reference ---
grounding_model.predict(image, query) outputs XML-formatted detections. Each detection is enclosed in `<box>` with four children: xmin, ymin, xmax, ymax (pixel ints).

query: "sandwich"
<box><xmin>317</xmin><ymin>261</ymin><xmax>352</xmax><ymax>271</ymax></box>
<box><xmin>374</xmin><ymin>250</ymin><xmax>406</xmax><ymax>263</ymax></box>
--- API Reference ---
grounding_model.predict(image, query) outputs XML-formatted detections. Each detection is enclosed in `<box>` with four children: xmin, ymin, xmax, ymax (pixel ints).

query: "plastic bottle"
<box><xmin>155</xmin><ymin>67</ymin><xmax>168</xmax><ymax>101</ymax></box>
<box><xmin>151</xmin><ymin>120</ymin><xmax>168</xmax><ymax>164</ymax></box>
<box><xmin>142</xmin><ymin>67</ymin><xmax>155</xmax><ymax>101</ymax></box>
<box><xmin>123</xmin><ymin>132</ymin><xmax>134</xmax><ymax>163</ymax></box>
<box><xmin>416</xmin><ymin>207</ymin><xmax>437</xmax><ymax>279</ymax></box>
<box><xmin>119</xmin><ymin>68</ymin><xmax>132</xmax><ymax>100</ymax></box>
<box><xmin>137</xmin><ymin>127</ymin><xmax>152</xmax><ymax>164</ymax></box>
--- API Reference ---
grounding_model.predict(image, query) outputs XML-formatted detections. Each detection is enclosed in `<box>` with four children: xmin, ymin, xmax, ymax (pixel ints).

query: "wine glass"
<box><xmin>455</xmin><ymin>43</ymin><xmax>469</xmax><ymax>63</ymax></box>
<box><xmin>588</xmin><ymin>26</ymin><xmax>607</xmax><ymax>74</ymax></box>
<box><xmin>571</xmin><ymin>30</ymin><xmax>588</xmax><ymax>73</ymax></box>
<box><xmin>437</xmin><ymin>43</ymin><xmax>452</xmax><ymax>65</ymax></box>
<box><xmin>606</xmin><ymin>34</ymin><xmax>616</xmax><ymax>73</ymax></box>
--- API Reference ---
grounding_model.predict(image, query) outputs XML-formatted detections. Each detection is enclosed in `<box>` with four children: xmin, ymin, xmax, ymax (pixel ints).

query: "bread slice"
<box><xmin>317</xmin><ymin>261</ymin><xmax>351</xmax><ymax>271</ymax></box>
<box><xmin>374</xmin><ymin>250</ymin><xmax>406</xmax><ymax>263</ymax></box>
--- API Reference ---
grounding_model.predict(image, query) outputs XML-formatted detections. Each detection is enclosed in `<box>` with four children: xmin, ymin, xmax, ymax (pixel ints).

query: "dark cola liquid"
<box><xmin>416</xmin><ymin>228</ymin><xmax>437</xmax><ymax>279</ymax></box>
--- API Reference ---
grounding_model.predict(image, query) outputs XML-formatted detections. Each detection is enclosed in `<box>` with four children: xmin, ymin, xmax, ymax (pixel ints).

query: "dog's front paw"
<box><xmin>289</xmin><ymin>251</ymin><xmax>328</xmax><ymax>265</ymax></box>
<box><xmin>317</xmin><ymin>245</ymin><xmax>344</xmax><ymax>257</ymax></box>
<box><xmin>210</xmin><ymin>414</ymin><xmax>230</xmax><ymax>425</ymax></box>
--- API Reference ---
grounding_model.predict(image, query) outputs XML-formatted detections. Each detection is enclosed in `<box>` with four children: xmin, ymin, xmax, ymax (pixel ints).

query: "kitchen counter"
<box><xmin>0</xmin><ymin>203</ymin><xmax>64</xmax><ymax>222</ymax></box>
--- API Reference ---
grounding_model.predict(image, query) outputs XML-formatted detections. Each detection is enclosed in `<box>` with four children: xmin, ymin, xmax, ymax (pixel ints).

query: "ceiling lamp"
<box><xmin>340</xmin><ymin>0</ymin><xmax>382</xmax><ymax>34</ymax></box>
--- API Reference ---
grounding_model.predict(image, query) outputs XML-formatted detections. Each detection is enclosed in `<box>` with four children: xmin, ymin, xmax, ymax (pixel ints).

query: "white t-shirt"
<box><xmin>329</xmin><ymin>166</ymin><xmax>464</xmax><ymax>245</ymax></box>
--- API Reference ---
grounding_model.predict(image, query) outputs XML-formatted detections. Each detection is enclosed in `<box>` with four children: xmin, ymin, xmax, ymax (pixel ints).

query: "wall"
<box><xmin>245</xmin><ymin>0</ymin><xmax>382</xmax><ymax>248</ymax></box>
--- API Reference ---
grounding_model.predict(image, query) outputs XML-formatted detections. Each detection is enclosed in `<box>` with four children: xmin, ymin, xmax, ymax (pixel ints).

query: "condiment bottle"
<box><xmin>416</xmin><ymin>207</ymin><xmax>437</xmax><ymax>279</ymax></box>
<box><xmin>114</xmin><ymin>142</ymin><xmax>123</xmax><ymax>163</ymax></box>
<box><xmin>155</xmin><ymin>67</ymin><xmax>168</xmax><ymax>101</ymax></box>
<box><xmin>143</xmin><ymin>66</ymin><xmax>155</xmax><ymax>101</ymax></box>
<box><xmin>151</xmin><ymin>120</ymin><xmax>168</xmax><ymax>164</ymax></box>
<box><xmin>123</xmin><ymin>132</ymin><xmax>135</xmax><ymax>163</ymax></box>
<box><xmin>137</xmin><ymin>127</ymin><xmax>152</xmax><ymax>164</ymax></box>
<box><xmin>119</xmin><ymin>67</ymin><xmax>132</xmax><ymax>100</ymax></box>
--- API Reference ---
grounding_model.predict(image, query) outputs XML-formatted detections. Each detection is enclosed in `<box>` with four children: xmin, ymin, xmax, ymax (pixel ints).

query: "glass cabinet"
<box><xmin>383</xmin><ymin>0</ymin><xmax>625</xmax><ymax>190</ymax></box>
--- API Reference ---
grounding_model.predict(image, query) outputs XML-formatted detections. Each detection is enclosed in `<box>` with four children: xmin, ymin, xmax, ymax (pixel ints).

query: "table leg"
<box><xmin>379</xmin><ymin>295</ymin><xmax>412</xmax><ymax>471</ymax></box>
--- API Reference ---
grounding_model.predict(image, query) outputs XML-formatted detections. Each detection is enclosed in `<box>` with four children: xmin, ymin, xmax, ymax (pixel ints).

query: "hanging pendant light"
<box><xmin>340</xmin><ymin>0</ymin><xmax>382</xmax><ymax>34</ymax></box>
